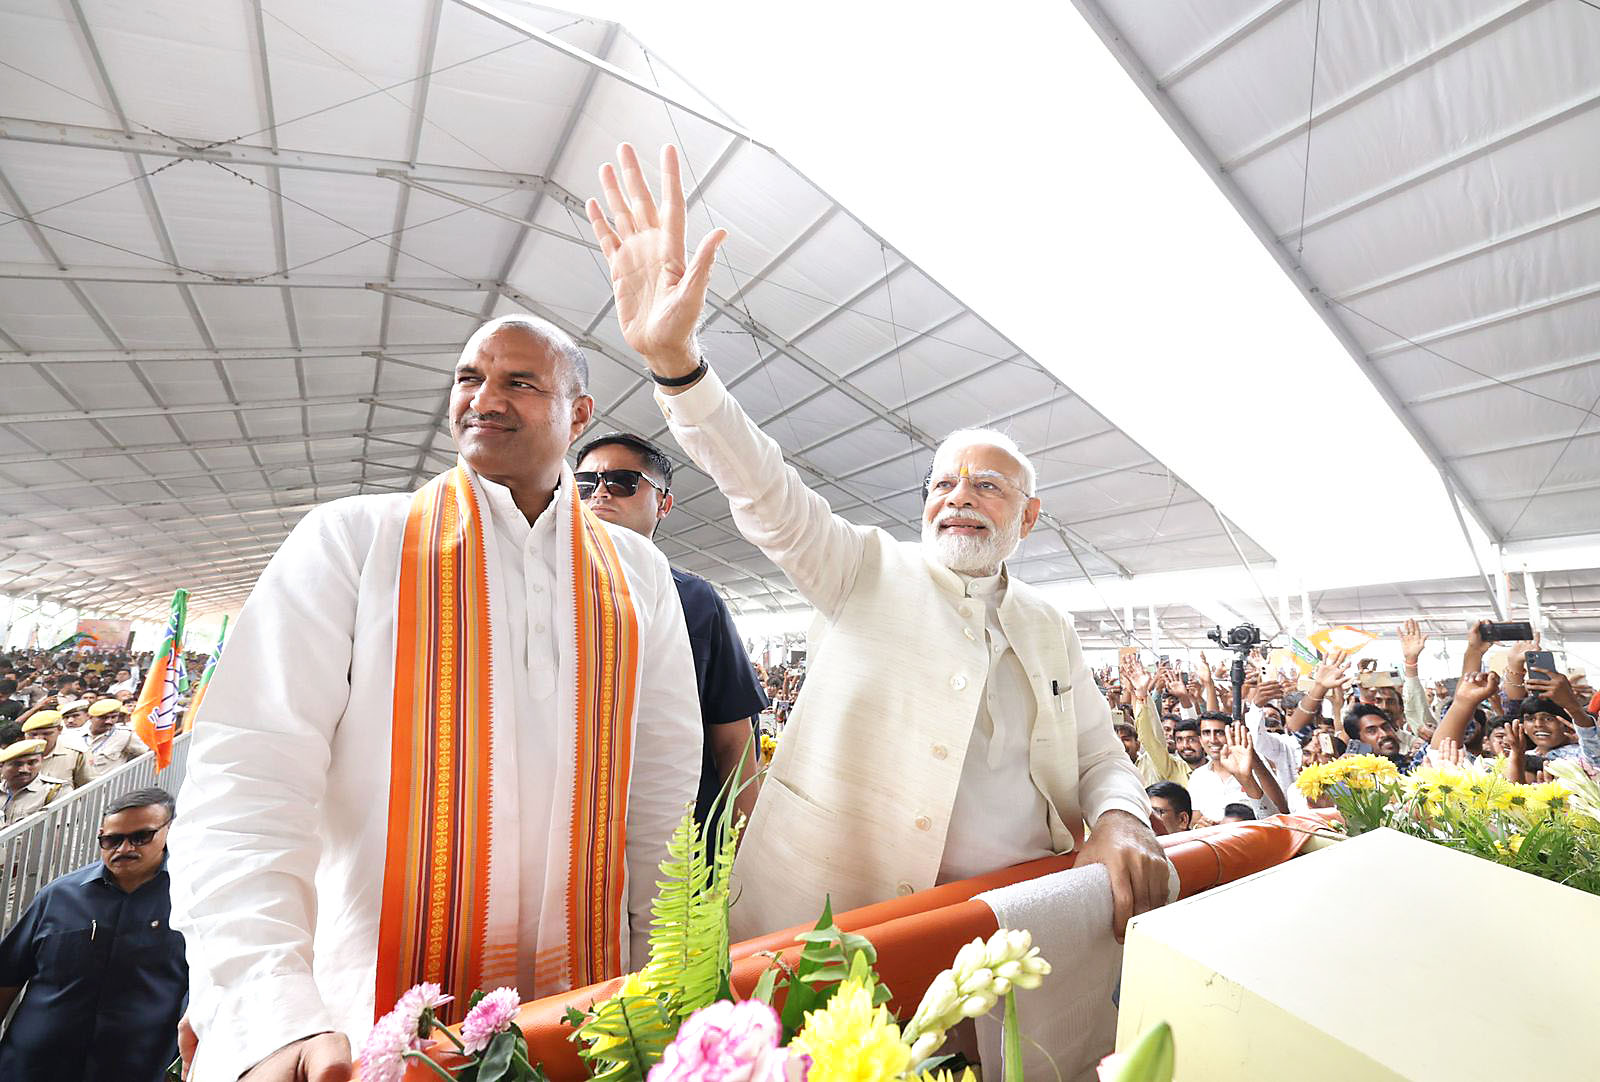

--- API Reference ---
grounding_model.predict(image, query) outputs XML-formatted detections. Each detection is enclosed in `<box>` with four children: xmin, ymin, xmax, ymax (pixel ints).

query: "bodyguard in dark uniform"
<box><xmin>0</xmin><ymin>787</ymin><xmax>186</xmax><ymax>1081</ymax></box>
<box><xmin>574</xmin><ymin>433</ymin><xmax>769</xmax><ymax>828</ymax></box>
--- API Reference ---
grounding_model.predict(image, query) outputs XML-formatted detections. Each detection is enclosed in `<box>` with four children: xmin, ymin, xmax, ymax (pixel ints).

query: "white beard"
<box><xmin>921</xmin><ymin>507</ymin><xmax>1024</xmax><ymax>575</ymax></box>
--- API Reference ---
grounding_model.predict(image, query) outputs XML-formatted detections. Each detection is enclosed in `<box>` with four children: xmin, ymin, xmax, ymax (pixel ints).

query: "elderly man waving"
<box><xmin>585</xmin><ymin>144</ymin><xmax>1167</xmax><ymax>943</ymax></box>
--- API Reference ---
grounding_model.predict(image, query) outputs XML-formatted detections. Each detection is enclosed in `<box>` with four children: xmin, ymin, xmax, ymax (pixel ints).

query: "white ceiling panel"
<box><xmin>0</xmin><ymin>0</ymin><xmax>1271</xmax><ymax>617</ymax></box>
<box><xmin>1081</xmin><ymin>0</ymin><xmax>1600</xmax><ymax>552</ymax></box>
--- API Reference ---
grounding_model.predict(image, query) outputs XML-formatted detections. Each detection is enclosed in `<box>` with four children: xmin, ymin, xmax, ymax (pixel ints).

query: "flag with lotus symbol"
<box><xmin>131</xmin><ymin>589</ymin><xmax>188</xmax><ymax>770</ymax></box>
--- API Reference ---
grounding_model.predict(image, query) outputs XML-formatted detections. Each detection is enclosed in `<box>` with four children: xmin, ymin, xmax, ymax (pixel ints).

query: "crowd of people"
<box><xmin>0</xmin><ymin>647</ymin><xmax>209</xmax><ymax>826</ymax></box>
<box><xmin>755</xmin><ymin>660</ymin><xmax>806</xmax><ymax>725</ymax></box>
<box><xmin>1094</xmin><ymin>619</ymin><xmax>1600</xmax><ymax>834</ymax></box>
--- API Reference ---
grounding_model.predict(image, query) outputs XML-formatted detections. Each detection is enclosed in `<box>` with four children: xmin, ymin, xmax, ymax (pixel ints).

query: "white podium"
<box><xmin>1116</xmin><ymin>828</ymin><xmax>1599</xmax><ymax>1081</ymax></box>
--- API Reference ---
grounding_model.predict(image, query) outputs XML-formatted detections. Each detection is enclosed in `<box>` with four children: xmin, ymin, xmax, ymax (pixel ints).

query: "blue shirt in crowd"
<box><xmin>0</xmin><ymin>856</ymin><xmax>187</xmax><ymax>1082</ymax></box>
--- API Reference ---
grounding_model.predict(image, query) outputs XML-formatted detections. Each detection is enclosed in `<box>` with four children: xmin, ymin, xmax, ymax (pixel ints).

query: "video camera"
<box><xmin>1207</xmin><ymin>623</ymin><xmax>1264</xmax><ymax>724</ymax></box>
<box><xmin>1207</xmin><ymin>623</ymin><xmax>1263</xmax><ymax>651</ymax></box>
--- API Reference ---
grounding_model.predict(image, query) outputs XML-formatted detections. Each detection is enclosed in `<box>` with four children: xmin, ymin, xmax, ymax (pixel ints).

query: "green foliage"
<box><xmin>645</xmin><ymin>737</ymin><xmax>756</xmax><ymax>1017</ymax></box>
<box><xmin>571</xmin><ymin>992</ymin><xmax>678</xmax><ymax>1082</ymax></box>
<box><xmin>455</xmin><ymin>1028</ymin><xmax>547</xmax><ymax>1082</ymax></box>
<box><xmin>569</xmin><ymin>789</ymin><xmax>748</xmax><ymax>1082</ymax></box>
<box><xmin>1001</xmin><ymin>990</ymin><xmax>1022</xmax><ymax>1082</ymax></box>
<box><xmin>1104</xmin><ymin>1022</ymin><xmax>1175</xmax><ymax>1082</ymax></box>
<box><xmin>757</xmin><ymin>898</ymin><xmax>890</xmax><ymax>1040</ymax></box>
<box><xmin>644</xmin><ymin>811</ymin><xmax>725</xmax><ymax>1018</ymax></box>
<box><xmin>1318</xmin><ymin>768</ymin><xmax>1600</xmax><ymax>899</ymax></box>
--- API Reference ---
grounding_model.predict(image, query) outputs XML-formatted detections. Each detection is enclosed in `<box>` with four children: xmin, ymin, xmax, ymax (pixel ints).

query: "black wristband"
<box><xmin>650</xmin><ymin>356</ymin><xmax>708</xmax><ymax>388</ymax></box>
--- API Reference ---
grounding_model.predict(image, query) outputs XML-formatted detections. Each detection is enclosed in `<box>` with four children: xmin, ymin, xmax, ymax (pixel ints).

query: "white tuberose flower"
<box><xmin>900</xmin><ymin>928</ymin><xmax>1052</xmax><ymax>1061</ymax></box>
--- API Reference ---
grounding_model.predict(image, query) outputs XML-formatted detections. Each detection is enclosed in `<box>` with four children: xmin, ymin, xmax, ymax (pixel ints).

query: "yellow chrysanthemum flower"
<box><xmin>793</xmin><ymin>978</ymin><xmax>912</xmax><ymax>1082</ymax></box>
<box><xmin>1514</xmin><ymin>779</ymin><xmax>1573</xmax><ymax>819</ymax></box>
<box><xmin>1295</xmin><ymin>762</ymin><xmax>1337</xmax><ymax>801</ymax></box>
<box><xmin>915</xmin><ymin>1070</ymin><xmax>977</xmax><ymax>1082</ymax></box>
<box><xmin>1337</xmin><ymin>754</ymin><xmax>1400</xmax><ymax>784</ymax></box>
<box><xmin>1408</xmin><ymin>764</ymin><xmax>1486</xmax><ymax>814</ymax></box>
<box><xmin>1459</xmin><ymin>771</ymin><xmax>1502</xmax><ymax>809</ymax></box>
<box><xmin>1490</xmin><ymin>787</ymin><xmax>1532</xmax><ymax>814</ymax></box>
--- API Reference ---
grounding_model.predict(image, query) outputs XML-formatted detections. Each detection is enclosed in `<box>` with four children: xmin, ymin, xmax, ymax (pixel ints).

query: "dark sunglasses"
<box><xmin>574</xmin><ymin>469</ymin><xmax>666</xmax><ymax>500</ymax></box>
<box><xmin>97</xmin><ymin>824</ymin><xmax>167</xmax><ymax>850</ymax></box>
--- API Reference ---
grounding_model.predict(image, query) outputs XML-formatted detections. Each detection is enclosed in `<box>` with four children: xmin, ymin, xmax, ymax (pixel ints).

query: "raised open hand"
<box><xmin>1194</xmin><ymin>652</ymin><xmax>1216</xmax><ymax>687</ymax></box>
<box><xmin>1399</xmin><ymin>619</ymin><xmax>1428</xmax><ymax>666</ymax></box>
<box><xmin>1219</xmin><ymin>722</ymin><xmax>1255</xmax><ymax>781</ymax></box>
<box><xmin>1119</xmin><ymin>654</ymin><xmax>1153</xmax><ymax>699</ymax></box>
<box><xmin>585</xmin><ymin>144</ymin><xmax>727</xmax><ymax>377</ymax></box>
<box><xmin>1311</xmin><ymin>648</ymin><xmax>1351</xmax><ymax>693</ymax></box>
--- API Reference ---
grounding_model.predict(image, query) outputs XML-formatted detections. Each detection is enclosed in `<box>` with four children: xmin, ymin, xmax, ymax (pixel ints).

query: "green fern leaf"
<box><xmin>573</xmin><ymin>992</ymin><xmax>676</xmax><ymax>1082</ymax></box>
<box><xmin>643</xmin><ymin>806</ymin><xmax>723</xmax><ymax>1018</ymax></box>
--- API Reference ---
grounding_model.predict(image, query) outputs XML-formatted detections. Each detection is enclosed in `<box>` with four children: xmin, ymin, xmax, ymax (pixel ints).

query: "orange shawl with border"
<box><xmin>375</xmin><ymin>465</ymin><xmax>641</xmax><ymax>1018</ymax></box>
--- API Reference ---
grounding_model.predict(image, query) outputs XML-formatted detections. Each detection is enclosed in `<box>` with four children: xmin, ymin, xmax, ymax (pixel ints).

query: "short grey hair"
<box><xmin>461</xmin><ymin>315</ymin><xmax>590</xmax><ymax>397</ymax></box>
<box><xmin>105</xmin><ymin>786</ymin><xmax>176</xmax><ymax>823</ymax></box>
<box><xmin>932</xmin><ymin>428</ymin><xmax>1037</xmax><ymax>496</ymax></box>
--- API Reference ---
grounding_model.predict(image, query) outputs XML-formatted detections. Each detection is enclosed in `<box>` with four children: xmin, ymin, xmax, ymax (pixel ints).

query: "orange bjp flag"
<box><xmin>130</xmin><ymin>589</ymin><xmax>188</xmax><ymax>770</ymax></box>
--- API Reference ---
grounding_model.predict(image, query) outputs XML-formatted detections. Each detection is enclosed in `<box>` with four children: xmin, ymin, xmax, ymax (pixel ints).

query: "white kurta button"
<box><xmin>895</xmin><ymin>881</ymin><xmax>914</xmax><ymax>896</ymax></box>
<box><xmin>950</xmin><ymin>674</ymin><xmax>967</xmax><ymax>690</ymax></box>
<box><xmin>931</xmin><ymin>743</ymin><xmax>948</xmax><ymax>760</ymax></box>
<box><xmin>959</xmin><ymin>605</ymin><xmax>972</xmax><ymax>618</ymax></box>
<box><xmin>914</xmin><ymin>814</ymin><xmax>931</xmax><ymax>831</ymax></box>
<box><xmin>962</xmin><ymin>627</ymin><xmax>976</xmax><ymax>641</ymax></box>
<box><xmin>535</xmin><ymin>624</ymin><xmax>546</xmax><ymax>634</ymax></box>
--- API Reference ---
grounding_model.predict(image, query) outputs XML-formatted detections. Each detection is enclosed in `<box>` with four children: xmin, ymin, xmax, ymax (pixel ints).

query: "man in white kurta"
<box><xmin>583</xmin><ymin>142</ymin><xmax>1169</xmax><ymax>944</ymax></box>
<box><xmin>169</xmin><ymin>319</ymin><xmax>702</xmax><ymax>1082</ymax></box>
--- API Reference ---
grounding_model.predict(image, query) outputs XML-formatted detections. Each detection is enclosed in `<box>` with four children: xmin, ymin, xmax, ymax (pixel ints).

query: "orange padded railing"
<box><xmin>394</xmin><ymin>812</ymin><xmax>1335</xmax><ymax>1080</ymax></box>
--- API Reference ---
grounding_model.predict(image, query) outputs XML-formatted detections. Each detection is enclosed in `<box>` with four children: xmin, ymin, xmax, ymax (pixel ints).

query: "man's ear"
<box><xmin>1018</xmin><ymin>496</ymin><xmax>1043</xmax><ymax>538</ymax></box>
<box><xmin>657</xmin><ymin>491</ymin><xmax>674</xmax><ymax>523</ymax></box>
<box><xmin>569</xmin><ymin>394</ymin><xmax>596</xmax><ymax>438</ymax></box>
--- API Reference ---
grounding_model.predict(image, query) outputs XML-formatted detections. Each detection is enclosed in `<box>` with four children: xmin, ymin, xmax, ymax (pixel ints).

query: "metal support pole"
<box><xmin>1495</xmin><ymin>547</ymin><xmax>1512</xmax><ymax>620</ymax></box>
<box><xmin>1522</xmin><ymin>569</ymin><xmax>1543</xmax><ymax>638</ymax></box>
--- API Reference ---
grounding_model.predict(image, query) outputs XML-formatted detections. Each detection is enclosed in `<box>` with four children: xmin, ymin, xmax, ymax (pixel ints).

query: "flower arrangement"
<box><xmin>365</xmin><ymin>773</ymin><xmax>1069</xmax><ymax>1082</ymax></box>
<box><xmin>361</xmin><ymin>982</ymin><xmax>541</xmax><ymax>1082</ymax></box>
<box><xmin>1295</xmin><ymin>755</ymin><xmax>1600</xmax><ymax>896</ymax></box>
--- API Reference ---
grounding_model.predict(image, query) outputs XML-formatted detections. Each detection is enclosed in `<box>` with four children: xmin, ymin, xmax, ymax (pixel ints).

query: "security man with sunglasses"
<box><xmin>574</xmin><ymin>432</ymin><xmax>769</xmax><ymax>833</ymax></box>
<box><xmin>0</xmin><ymin>787</ymin><xmax>187</xmax><ymax>1081</ymax></box>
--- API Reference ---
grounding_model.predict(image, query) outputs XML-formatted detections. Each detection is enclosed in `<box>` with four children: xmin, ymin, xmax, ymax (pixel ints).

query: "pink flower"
<box><xmin>394</xmin><ymin>982</ymin><xmax>452</xmax><ymax>1039</ymax></box>
<box><xmin>461</xmin><ymin>986</ymin><xmax>524</xmax><ymax>1054</ymax></box>
<box><xmin>362</xmin><ymin>982</ymin><xmax>454</xmax><ymax>1082</ymax></box>
<box><xmin>359</xmin><ymin>1012</ymin><xmax>415</xmax><ymax>1082</ymax></box>
<box><xmin>648</xmin><ymin>1000</ymin><xmax>799</xmax><ymax>1082</ymax></box>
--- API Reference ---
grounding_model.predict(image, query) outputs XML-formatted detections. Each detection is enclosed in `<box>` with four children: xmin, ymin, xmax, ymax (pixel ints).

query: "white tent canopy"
<box><xmin>1</xmin><ymin>0</ymin><xmax>1595</xmax><ymax>641</ymax></box>
<box><xmin>1076</xmin><ymin>0</ymin><xmax>1600</xmax><ymax>571</ymax></box>
<box><xmin>0</xmin><ymin>0</ymin><xmax>1274</xmax><ymax>624</ymax></box>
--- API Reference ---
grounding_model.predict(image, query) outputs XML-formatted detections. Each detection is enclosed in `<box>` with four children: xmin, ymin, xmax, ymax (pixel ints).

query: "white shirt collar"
<box><xmin>958</xmin><ymin>566</ymin><xmax>1006</xmax><ymax>602</ymax></box>
<box><xmin>471</xmin><ymin>467</ymin><xmax>564</xmax><ymax>537</ymax></box>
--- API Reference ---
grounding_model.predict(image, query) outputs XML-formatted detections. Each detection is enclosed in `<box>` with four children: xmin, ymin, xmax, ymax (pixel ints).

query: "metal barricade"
<box><xmin>0</xmin><ymin>732</ymin><xmax>191</xmax><ymax>931</ymax></box>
